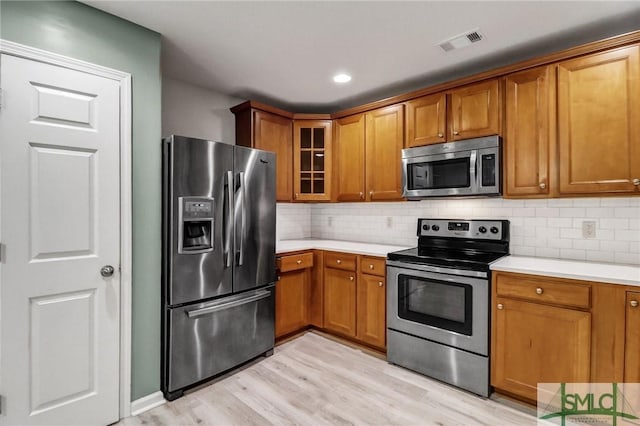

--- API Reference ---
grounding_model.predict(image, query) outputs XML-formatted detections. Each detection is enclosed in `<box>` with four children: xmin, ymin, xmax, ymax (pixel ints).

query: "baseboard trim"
<box><xmin>130</xmin><ymin>391</ymin><xmax>166</xmax><ymax>416</ymax></box>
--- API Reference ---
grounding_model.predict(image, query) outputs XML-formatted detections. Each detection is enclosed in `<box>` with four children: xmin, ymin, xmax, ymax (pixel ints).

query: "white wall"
<box><xmin>162</xmin><ymin>77</ymin><xmax>243</xmax><ymax>143</ymax></box>
<box><xmin>277</xmin><ymin>198</ymin><xmax>640</xmax><ymax>265</ymax></box>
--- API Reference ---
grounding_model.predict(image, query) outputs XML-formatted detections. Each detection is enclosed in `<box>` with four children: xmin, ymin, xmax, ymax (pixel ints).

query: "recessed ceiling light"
<box><xmin>333</xmin><ymin>73</ymin><xmax>352</xmax><ymax>83</ymax></box>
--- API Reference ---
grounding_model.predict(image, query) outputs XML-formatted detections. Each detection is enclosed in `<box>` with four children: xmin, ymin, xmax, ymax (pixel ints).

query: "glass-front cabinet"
<box><xmin>293</xmin><ymin>120</ymin><xmax>332</xmax><ymax>201</ymax></box>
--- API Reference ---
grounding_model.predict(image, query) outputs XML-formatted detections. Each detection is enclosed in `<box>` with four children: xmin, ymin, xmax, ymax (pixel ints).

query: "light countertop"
<box><xmin>491</xmin><ymin>255</ymin><xmax>640</xmax><ymax>287</ymax></box>
<box><xmin>276</xmin><ymin>239</ymin><xmax>411</xmax><ymax>258</ymax></box>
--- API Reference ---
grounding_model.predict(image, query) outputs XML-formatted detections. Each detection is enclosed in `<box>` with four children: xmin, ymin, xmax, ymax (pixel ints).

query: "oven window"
<box><xmin>398</xmin><ymin>274</ymin><xmax>472</xmax><ymax>335</ymax></box>
<box><xmin>407</xmin><ymin>158</ymin><xmax>470</xmax><ymax>190</ymax></box>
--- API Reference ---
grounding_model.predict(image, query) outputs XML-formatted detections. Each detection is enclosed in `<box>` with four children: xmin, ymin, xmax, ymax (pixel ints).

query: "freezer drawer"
<box><xmin>166</xmin><ymin>285</ymin><xmax>275</xmax><ymax>393</ymax></box>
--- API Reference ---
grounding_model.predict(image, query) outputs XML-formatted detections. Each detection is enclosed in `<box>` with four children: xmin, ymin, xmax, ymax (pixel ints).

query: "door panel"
<box><xmin>323</xmin><ymin>267</ymin><xmax>357</xmax><ymax>337</ymax></box>
<box><xmin>0</xmin><ymin>54</ymin><xmax>120</xmax><ymax>425</ymax></box>
<box><xmin>333</xmin><ymin>114</ymin><xmax>366</xmax><ymax>201</ymax></box>
<box><xmin>357</xmin><ymin>274</ymin><xmax>386</xmax><ymax>348</ymax></box>
<box><xmin>234</xmin><ymin>146</ymin><xmax>276</xmax><ymax>292</ymax></box>
<box><xmin>557</xmin><ymin>46</ymin><xmax>640</xmax><ymax>194</ymax></box>
<box><xmin>168</xmin><ymin>138</ymin><xmax>234</xmax><ymax>305</ymax></box>
<box><xmin>405</xmin><ymin>93</ymin><xmax>447</xmax><ymax>147</ymax></box>
<box><xmin>449</xmin><ymin>80</ymin><xmax>500</xmax><ymax>141</ymax></box>
<box><xmin>254</xmin><ymin>111</ymin><xmax>292</xmax><ymax>201</ymax></box>
<box><xmin>625</xmin><ymin>291</ymin><xmax>640</xmax><ymax>382</ymax></box>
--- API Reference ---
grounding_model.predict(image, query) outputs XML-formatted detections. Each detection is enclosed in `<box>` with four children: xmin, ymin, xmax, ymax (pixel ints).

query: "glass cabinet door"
<box><xmin>293</xmin><ymin>120</ymin><xmax>332</xmax><ymax>201</ymax></box>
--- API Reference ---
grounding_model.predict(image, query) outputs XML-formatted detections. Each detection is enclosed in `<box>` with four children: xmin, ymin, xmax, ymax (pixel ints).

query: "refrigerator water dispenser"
<box><xmin>178</xmin><ymin>197</ymin><xmax>214</xmax><ymax>254</ymax></box>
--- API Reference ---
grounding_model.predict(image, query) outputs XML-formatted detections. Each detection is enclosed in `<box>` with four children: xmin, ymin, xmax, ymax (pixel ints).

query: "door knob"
<box><xmin>631</xmin><ymin>300</ymin><xmax>639</xmax><ymax>308</ymax></box>
<box><xmin>633</xmin><ymin>178</ymin><xmax>640</xmax><ymax>186</ymax></box>
<box><xmin>359</xmin><ymin>191</ymin><xmax>364</xmax><ymax>199</ymax></box>
<box><xmin>539</xmin><ymin>182</ymin><xmax>546</xmax><ymax>189</ymax></box>
<box><xmin>349</xmin><ymin>276</ymin><xmax>354</xmax><ymax>281</ymax></box>
<box><xmin>378</xmin><ymin>281</ymin><xmax>383</xmax><ymax>287</ymax></box>
<box><xmin>369</xmin><ymin>264</ymin><xmax>374</xmax><ymax>270</ymax></box>
<box><xmin>337</xmin><ymin>259</ymin><xmax>342</xmax><ymax>264</ymax></box>
<box><xmin>100</xmin><ymin>265</ymin><xmax>115</xmax><ymax>277</ymax></box>
<box><xmin>453</xmin><ymin>131</ymin><xmax>459</xmax><ymax>136</ymax></box>
<box><xmin>438</xmin><ymin>133</ymin><xmax>444</xmax><ymax>138</ymax></box>
<box><xmin>296</xmin><ymin>260</ymin><xmax>302</xmax><ymax>264</ymax></box>
<box><xmin>497</xmin><ymin>303</ymin><xmax>504</xmax><ymax>310</ymax></box>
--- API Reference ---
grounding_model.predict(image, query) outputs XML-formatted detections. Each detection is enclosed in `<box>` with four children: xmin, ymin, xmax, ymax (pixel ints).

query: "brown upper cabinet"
<box><xmin>448</xmin><ymin>79</ymin><xmax>501</xmax><ymax>141</ymax></box>
<box><xmin>333</xmin><ymin>114</ymin><xmax>366</xmax><ymax>201</ymax></box>
<box><xmin>365</xmin><ymin>105</ymin><xmax>405</xmax><ymax>201</ymax></box>
<box><xmin>333</xmin><ymin>105</ymin><xmax>404</xmax><ymax>202</ymax></box>
<box><xmin>232</xmin><ymin>103</ymin><xmax>293</xmax><ymax>201</ymax></box>
<box><xmin>405</xmin><ymin>79</ymin><xmax>501</xmax><ymax>148</ymax></box>
<box><xmin>293</xmin><ymin>120</ymin><xmax>332</xmax><ymax>201</ymax></box>
<box><xmin>557</xmin><ymin>45</ymin><xmax>640</xmax><ymax>195</ymax></box>
<box><xmin>504</xmin><ymin>66</ymin><xmax>553</xmax><ymax>197</ymax></box>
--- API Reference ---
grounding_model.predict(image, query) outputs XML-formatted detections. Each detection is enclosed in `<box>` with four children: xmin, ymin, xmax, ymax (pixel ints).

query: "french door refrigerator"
<box><xmin>161</xmin><ymin>135</ymin><xmax>276</xmax><ymax>400</ymax></box>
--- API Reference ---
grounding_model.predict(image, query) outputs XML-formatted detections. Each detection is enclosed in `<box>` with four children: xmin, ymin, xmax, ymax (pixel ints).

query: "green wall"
<box><xmin>0</xmin><ymin>1</ymin><xmax>162</xmax><ymax>400</ymax></box>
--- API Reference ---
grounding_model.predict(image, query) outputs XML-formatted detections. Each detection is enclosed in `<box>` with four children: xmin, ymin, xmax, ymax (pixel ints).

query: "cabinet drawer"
<box><xmin>277</xmin><ymin>252</ymin><xmax>314</xmax><ymax>273</ymax></box>
<box><xmin>324</xmin><ymin>252</ymin><xmax>357</xmax><ymax>271</ymax></box>
<box><xmin>360</xmin><ymin>256</ymin><xmax>386</xmax><ymax>276</ymax></box>
<box><xmin>496</xmin><ymin>273</ymin><xmax>591</xmax><ymax>309</ymax></box>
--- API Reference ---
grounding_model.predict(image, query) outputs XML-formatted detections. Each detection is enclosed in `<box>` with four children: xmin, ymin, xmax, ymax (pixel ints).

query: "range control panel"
<box><xmin>417</xmin><ymin>218</ymin><xmax>507</xmax><ymax>240</ymax></box>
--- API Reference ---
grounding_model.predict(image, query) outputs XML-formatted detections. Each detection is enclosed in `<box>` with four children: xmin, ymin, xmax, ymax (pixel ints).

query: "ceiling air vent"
<box><xmin>438</xmin><ymin>29</ymin><xmax>484</xmax><ymax>52</ymax></box>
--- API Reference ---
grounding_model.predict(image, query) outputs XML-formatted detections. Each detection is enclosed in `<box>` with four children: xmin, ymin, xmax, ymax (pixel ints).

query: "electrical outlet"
<box><xmin>582</xmin><ymin>221</ymin><xmax>596</xmax><ymax>239</ymax></box>
<box><xmin>387</xmin><ymin>217</ymin><xmax>392</xmax><ymax>228</ymax></box>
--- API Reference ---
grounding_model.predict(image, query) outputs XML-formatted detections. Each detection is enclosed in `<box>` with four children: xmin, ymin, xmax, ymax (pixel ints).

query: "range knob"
<box><xmin>478</xmin><ymin>226</ymin><xmax>487</xmax><ymax>234</ymax></box>
<box><xmin>422</xmin><ymin>224</ymin><xmax>430</xmax><ymax>231</ymax></box>
<box><xmin>490</xmin><ymin>226</ymin><xmax>499</xmax><ymax>234</ymax></box>
<box><xmin>432</xmin><ymin>225</ymin><xmax>440</xmax><ymax>231</ymax></box>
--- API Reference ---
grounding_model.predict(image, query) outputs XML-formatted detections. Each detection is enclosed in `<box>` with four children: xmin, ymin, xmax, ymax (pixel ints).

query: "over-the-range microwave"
<box><xmin>402</xmin><ymin>135</ymin><xmax>501</xmax><ymax>199</ymax></box>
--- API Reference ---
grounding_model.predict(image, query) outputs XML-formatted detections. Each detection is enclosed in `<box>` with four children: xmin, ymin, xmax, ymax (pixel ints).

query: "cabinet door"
<box><xmin>333</xmin><ymin>114</ymin><xmax>366</xmax><ymax>201</ymax></box>
<box><xmin>625</xmin><ymin>291</ymin><xmax>640</xmax><ymax>383</ymax></box>
<box><xmin>449</xmin><ymin>79</ymin><xmax>500</xmax><ymax>141</ymax></box>
<box><xmin>357</xmin><ymin>273</ymin><xmax>386</xmax><ymax>349</ymax></box>
<box><xmin>293</xmin><ymin>120</ymin><xmax>332</xmax><ymax>201</ymax></box>
<box><xmin>492</xmin><ymin>298</ymin><xmax>591</xmax><ymax>402</ymax></box>
<box><xmin>365</xmin><ymin>104</ymin><xmax>405</xmax><ymax>201</ymax></box>
<box><xmin>275</xmin><ymin>269</ymin><xmax>309</xmax><ymax>338</ymax></box>
<box><xmin>254</xmin><ymin>110</ymin><xmax>293</xmax><ymax>201</ymax></box>
<box><xmin>504</xmin><ymin>66</ymin><xmax>552</xmax><ymax>197</ymax></box>
<box><xmin>557</xmin><ymin>46</ymin><xmax>640</xmax><ymax>194</ymax></box>
<box><xmin>405</xmin><ymin>93</ymin><xmax>446</xmax><ymax>147</ymax></box>
<box><xmin>323</xmin><ymin>267</ymin><xmax>357</xmax><ymax>337</ymax></box>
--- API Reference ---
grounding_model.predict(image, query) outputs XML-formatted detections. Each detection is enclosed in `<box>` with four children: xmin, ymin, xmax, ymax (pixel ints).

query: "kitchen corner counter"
<box><xmin>276</xmin><ymin>239</ymin><xmax>411</xmax><ymax>258</ymax></box>
<box><xmin>490</xmin><ymin>255</ymin><xmax>640</xmax><ymax>287</ymax></box>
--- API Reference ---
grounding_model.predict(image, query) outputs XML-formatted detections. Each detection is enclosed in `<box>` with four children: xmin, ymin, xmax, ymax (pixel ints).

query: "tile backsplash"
<box><xmin>278</xmin><ymin>198</ymin><xmax>640</xmax><ymax>265</ymax></box>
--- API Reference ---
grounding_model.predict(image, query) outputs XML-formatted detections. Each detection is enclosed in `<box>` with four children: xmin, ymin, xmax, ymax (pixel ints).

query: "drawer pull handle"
<box><xmin>296</xmin><ymin>260</ymin><xmax>302</xmax><ymax>264</ymax></box>
<box><xmin>337</xmin><ymin>259</ymin><xmax>342</xmax><ymax>264</ymax></box>
<box><xmin>631</xmin><ymin>300</ymin><xmax>639</xmax><ymax>308</ymax></box>
<box><xmin>536</xmin><ymin>287</ymin><xmax>544</xmax><ymax>295</ymax></box>
<box><xmin>378</xmin><ymin>281</ymin><xmax>383</xmax><ymax>287</ymax></box>
<box><xmin>349</xmin><ymin>276</ymin><xmax>354</xmax><ymax>281</ymax></box>
<box><xmin>497</xmin><ymin>303</ymin><xmax>504</xmax><ymax>310</ymax></box>
<box><xmin>369</xmin><ymin>264</ymin><xmax>374</xmax><ymax>270</ymax></box>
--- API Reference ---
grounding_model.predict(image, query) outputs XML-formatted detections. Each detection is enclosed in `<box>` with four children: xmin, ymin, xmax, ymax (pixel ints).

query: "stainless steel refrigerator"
<box><xmin>161</xmin><ymin>135</ymin><xmax>276</xmax><ymax>400</ymax></box>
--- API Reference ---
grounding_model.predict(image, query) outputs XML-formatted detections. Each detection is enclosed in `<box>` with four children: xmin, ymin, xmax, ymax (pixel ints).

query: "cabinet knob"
<box><xmin>349</xmin><ymin>276</ymin><xmax>354</xmax><ymax>281</ymax></box>
<box><xmin>295</xmin><ymin>193</ymin><xmax>299</xmax><ymax>199</ymax></box>
<box><xmin>337</xmin><ymin>259</ymin><xmax>342</xmax><ymax>264</ymax></box>
<box><xmin>633</xmin><ymin>178</ymin><xmax>640</xmax><ymax>186</ymax></box>
<box><xmin>536</xmin><ymin>287</ymin><xmax>544</xmax><ymax>295</ymax></box>
<box><xmin>359</xmin><ymin>191</ymin><xmax>364</xmax><ymax>199</ymax></box>
<box><xmin>453</xmin><ymin>131</ymin><xmax>459</xmax><ymax>136</ymax></box>
<box><xmin>539</xmin><ymin>182</ymin><xmax>546</xmax><ymax>190</ymax></box>
<box><xmin>369</xmin><ymin>264</ymin><xmax>374</xmax><ymax>270</ymax></box>
<box><xmin>378</xmin><ymin>281</ymin><xmax>383</xmax><ymax>287</ymax></box>
<box><xmin>631</xmin><ymin>300</ymin><xmax>639</xmax><ymax>308</ymax></box>
<box><xmin>438</xmin><ymin>133</ymin><xmax>444</xmax><ymax>138</ymax></box>
<box><xmin>296</xmin><ymin>260</ymin><xmax>302</xmax><ymax>264</ymax></box>
<box><xmin>497</xmin><ymin>303</ymin><xmax>504</xmax><ymax>310</ymax></box>
<box><xmin>369</xmin><ymin>191</ymin><xmax>374</xmax><ymax>196</ymax></box>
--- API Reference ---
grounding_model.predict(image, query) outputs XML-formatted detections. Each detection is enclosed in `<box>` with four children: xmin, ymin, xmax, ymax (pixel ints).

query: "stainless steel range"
<box><xmin>386</xmin><ymin>218</ymin><xmax>509</xmax><ymax>397</ymax></box>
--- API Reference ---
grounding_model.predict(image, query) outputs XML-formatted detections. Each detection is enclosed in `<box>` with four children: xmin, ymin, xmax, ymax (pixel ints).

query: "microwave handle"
<box><xmin>470</xmin><ymin>150</ymin><xmax>478</xmax><ymax>188</ymax></box>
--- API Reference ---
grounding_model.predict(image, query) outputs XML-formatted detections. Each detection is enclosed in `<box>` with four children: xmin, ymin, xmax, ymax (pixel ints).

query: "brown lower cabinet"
<box><xmin>492</xmin><ymin>271</ymin><xmax>639</xmax><ymax>404</ymax></box>
<box><xmin>275</xmin><ymin>250</ymin><xmax>387</xmax><ymax>350</ymax></box>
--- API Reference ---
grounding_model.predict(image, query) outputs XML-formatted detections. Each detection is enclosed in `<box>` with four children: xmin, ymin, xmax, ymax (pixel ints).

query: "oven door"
<box><xmin>387</xmin><ymin>264</ymin><xmax>489</xmax><ymax>355</ymax></box>
<box><xmin>402</xmin><ymin>149</ymin><xmax>477</xmax><ymax>198</ymax></box>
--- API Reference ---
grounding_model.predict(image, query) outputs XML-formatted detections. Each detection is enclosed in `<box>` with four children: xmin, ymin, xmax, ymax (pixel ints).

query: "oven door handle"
<box><xmin>386</xmin><ymin>260</ymin><xmax>488</xmax><ymax>279</ymax></box>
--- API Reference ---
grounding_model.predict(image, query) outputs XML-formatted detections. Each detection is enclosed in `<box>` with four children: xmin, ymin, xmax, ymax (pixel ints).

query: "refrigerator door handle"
<box><xmin>224</xmin><ymin>170</ymin><xmax>233</xmax><ymax>268</ymax></box>
<box><xmin>185</xmin><ymin>289</ymin><xmax>271</xmax><ymax>318</ymax></box>
<box><xmin>237</xmin><ymin>171</ymin><xmax>246</xmax><ymax>266</ymax></box>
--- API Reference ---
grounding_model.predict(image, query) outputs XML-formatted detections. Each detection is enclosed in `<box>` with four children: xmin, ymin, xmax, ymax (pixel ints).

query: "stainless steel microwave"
<box><xmin>402</xmin><ymin>135</ymin><xmax>501</xmax><ymax>199</ymax></box>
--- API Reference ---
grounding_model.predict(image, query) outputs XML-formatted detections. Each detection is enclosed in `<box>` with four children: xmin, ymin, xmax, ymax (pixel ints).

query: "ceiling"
<box><xmin>85</xmin><ymin>1</ymin><xmax>640</xmax><ymax>112</ymax></box>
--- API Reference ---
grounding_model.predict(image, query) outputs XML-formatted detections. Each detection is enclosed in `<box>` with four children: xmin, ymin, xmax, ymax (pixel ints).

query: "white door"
<box><xmin>0</xmin><ymin>54</ymin><xmax>121</xmax><ymax>425</ymax></box>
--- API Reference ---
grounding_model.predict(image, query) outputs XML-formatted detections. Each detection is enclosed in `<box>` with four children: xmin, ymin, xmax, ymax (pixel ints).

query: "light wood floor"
<box><xmin>118</xmin><ymin>332</ymin><xmax>537</xmax><ymax>425</ymax></box>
